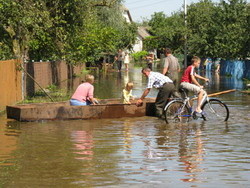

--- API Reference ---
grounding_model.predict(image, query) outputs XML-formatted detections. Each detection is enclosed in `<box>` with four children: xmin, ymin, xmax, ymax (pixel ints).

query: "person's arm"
<box><xmin>88</xmin><ymin>97</ymin><xmax>98</xmax><ymax>104</ymax></box>
<box><xmin>192</xmin><ymin>74</ymin><xmax>209</xmax><ymax>88</ymax></box>
<box><xmin>195</xmin><ymin>74</ymin><xmax>209</xmax><ymax>82</ymax></box>
<box><xmin>162</xmin><ymin>67</ymin><xmax>168</xmax><ymax>75</ymax></box>
<box><xmin>191</xmin><ymin>75</ymin><xmax>202</xmax><ymax>87</ymax></box>
<box><xmin>162</xmin><ymin>58</ymin><xmax>169</xmax><ymax>75</ymax></box>
<box><xmin>88</xmin><ymin>86</ymin><xmax>98</xmax><ymax>105</ymax></box>
<box><xmin>136</xmin><ymin>88</ymin><xmax>151</xmax><ymax>106</ymax></box>
<box><xmin>176</xmin><ymin>58</ymin><xmax>181</xmax><ymax>72</ymax></box>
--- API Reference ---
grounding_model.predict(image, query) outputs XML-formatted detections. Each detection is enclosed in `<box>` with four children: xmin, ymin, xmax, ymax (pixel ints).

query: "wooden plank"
<box><xmin>191</xmin><ymin>89</ymin><xmax>236</xmax><ymax>101</ymax></box>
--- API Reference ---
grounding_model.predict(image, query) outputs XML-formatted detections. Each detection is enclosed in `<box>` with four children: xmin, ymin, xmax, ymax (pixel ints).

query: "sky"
<box><xmin>124</xmin><ymin>0</ymin><xmax>224</xmax><ymax>22</ymax></box>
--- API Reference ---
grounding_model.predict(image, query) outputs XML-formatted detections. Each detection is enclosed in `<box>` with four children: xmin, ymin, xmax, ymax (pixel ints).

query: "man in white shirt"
<box><xmin>136</xmin><ymin>67</ymin><xmax>176</xmax><ymax>118</ymax></box>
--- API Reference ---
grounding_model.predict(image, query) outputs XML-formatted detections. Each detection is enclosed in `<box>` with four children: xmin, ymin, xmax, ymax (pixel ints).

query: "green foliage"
<box><xmin>148</xmin><ymin>11</ymin><xmax>186</xmax><ymax>54</ymax></box>
<box><xmin>131</xmin><ymin>51</ymin><xmax>148</xmax><ymax>62</ymax></box>
<box><xmin>0</xmin><ymin>0</ymin><xmax>137</xmax><ymax>64</ymax></box>
<box><xmin>187</xmin><ymin>0</ymin><xmax>249</xmax><ymax>59</ymax></box>
<box><xmin>143</xmin><ymin>36</ymin><xmax>160</xmax><ymax>51</ymax></box>
<box><xmin>187</xmin><ymin>0</ymin><xmax>216</xmax><ymax>57</ymax></box>
<box><xmin>146</xmin><ymin>0</ymin><xmax>249</xmax><ymax>59</ymax></box>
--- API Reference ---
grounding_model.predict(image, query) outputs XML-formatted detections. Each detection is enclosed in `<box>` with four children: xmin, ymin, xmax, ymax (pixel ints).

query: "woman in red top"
<box><xmin>180</xmin><ymin>56</ymin><xmax>209</xmax><ymax>114</ymax></box>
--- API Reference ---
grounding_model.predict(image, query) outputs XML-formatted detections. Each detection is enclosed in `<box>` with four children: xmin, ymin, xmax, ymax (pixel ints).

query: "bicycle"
<box><xmin>163</xmin><ymin>87</ymin><xmax>229</xmax><ymax>124</ymax></box>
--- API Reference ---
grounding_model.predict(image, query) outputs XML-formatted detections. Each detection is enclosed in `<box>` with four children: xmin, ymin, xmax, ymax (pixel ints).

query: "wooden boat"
<box><xmin>6</xmin><ymin>98</ymin><xmax>156</xmax><ymax>122</ymax></box>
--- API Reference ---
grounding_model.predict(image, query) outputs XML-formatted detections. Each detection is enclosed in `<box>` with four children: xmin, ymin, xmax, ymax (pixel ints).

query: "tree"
<box><xmin>187</xmin><ymin>0</ymin><xmax>217</xmax><ymax>58</ymax></box>
<box><xmin>213</xmin><ymin>0</ymin><xmax>249</xmax><ymax>59</ymax></box>
<box><xmin>148</xmin><ymin>11</ymin><xmax>186</xmax><ymax>54</ymax></box>
<box><xmin>0</xmin><ymin>0</ymin><xmax>137</xmax><ymax>64</ymax></box>
<box><xmin>0</xmin><ymin>0</ymin><xmax>52</xmax><ymax>61</ymax></box>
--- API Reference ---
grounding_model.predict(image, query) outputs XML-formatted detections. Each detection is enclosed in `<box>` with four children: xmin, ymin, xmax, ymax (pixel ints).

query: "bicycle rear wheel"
<box><xmin>164</xmin><ymin>101</ymin><xmax>191</xmax><ymax>124</ymax></box>
<box><xmin>201</xmin><ymin>99</ymin><xmax>229</xmax><ymax>121</ymax></box>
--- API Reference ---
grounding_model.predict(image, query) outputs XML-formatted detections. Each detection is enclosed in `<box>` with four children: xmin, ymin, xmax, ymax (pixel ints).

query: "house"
<box><xmin>121</xmin><ymin>5</ymin><xmax>151</xmax><ymax>53</ymax></box>
<box><xmin>133</xmin><ymin>26</ymin><xmax>151</xmax><ymax>52</ymax></box>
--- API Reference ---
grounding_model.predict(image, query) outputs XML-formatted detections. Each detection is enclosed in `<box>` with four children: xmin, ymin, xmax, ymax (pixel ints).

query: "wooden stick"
<box><xmin>20</xmin><ymin>65</ymin><xmax>54</xmax><ymax>102</ymax></box>
<box><xmin>191</xmin><ymin>89</ymin><xmax>236</xmax><ymax>101</ymax></box>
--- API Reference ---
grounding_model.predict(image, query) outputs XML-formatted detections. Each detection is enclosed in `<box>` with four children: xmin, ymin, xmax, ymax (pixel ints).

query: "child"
<box><xmin>124</xmin><ymin>52</ymin><xmax>130</xmax><ymax>71</ymax></box>
<box><xmin>180</xmin><ymin>56</ymin><xmax>209</xmax><ymax>114</ymax></box>
<box><xmin>122</xmin><ymin>82</ymin><xmax>134</xmax><ymax>104</ymax></box>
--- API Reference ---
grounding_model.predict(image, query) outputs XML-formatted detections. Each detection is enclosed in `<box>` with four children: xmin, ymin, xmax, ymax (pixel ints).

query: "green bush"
<box><xmin>131</xmin><ymin>51</ymin><xmax>148</xmax><ymax>62</ymax></box>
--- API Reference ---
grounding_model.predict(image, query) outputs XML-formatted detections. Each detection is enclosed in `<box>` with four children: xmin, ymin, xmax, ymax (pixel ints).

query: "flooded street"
<box><xmin>1</xmin><ymin>65</ymin><xmax>250</xmax><ymax>187</ymax></box>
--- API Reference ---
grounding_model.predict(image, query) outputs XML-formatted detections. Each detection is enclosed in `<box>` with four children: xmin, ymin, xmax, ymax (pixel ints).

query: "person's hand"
<box><xmin>136</xmin><ymin>99</ymin><xmax>143</xmax><ymax>107</ymax></box>
<box><xmin>93</xmin><ymin>98</ymin><xmax>99</xmax><ymax>105</ymax></box>
<box><xmin>205</xmin><ymin>78</ymin><xmax>209</xmax><ymax>82</ymax></box>
<box><xmin>199</xmin><ymin>85</ymin><xmax>204</xmax><ymax>89</ymax></box>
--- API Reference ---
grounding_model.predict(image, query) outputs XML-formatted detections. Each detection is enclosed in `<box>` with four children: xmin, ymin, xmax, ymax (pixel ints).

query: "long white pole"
<box><xmin>184</xmin><ymin>0</ymin><xmax>187</xmax><ymax>68</ymax></box>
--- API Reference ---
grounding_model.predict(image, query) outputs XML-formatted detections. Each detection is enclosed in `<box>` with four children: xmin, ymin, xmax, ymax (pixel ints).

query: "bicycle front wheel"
<box><xmin>164</xmin><ymin>101</ymin><xmax>191</xmax><ymax>124</ymax></box>
<box><xmin>201</xmin><ymin>99</ymin><xmax>229</xmax><ymax>121</ymax></box>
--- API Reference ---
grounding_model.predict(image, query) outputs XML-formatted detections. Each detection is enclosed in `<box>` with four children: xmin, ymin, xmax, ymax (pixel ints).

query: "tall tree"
<box><xmin>0</xmin><ymin>0</ymin><xmax>52</xmax><ymax>61</ymax></box>
<box><xmin>213</xmin><ymin>0</ymin><xmax>249</xmax><ymax>59</ymax></box>
<box><xmin>148</xmin><ymin>11</ymin><xmax>186</xmax><ymax>54</ymax></box>
<box><xmin>187</xmin><ymin>0</ymin><xmax>216</xmax><ymax>58</ymax></box>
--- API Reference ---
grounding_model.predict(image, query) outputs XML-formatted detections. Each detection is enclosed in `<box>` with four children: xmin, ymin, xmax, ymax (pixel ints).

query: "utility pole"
<box><xmin>184</xmin><ymin>0</ymin><xmax>187</xmax><ymax>68</ymax></box>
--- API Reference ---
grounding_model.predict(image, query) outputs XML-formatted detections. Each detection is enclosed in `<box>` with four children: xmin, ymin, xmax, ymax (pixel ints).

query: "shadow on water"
<box><xmin>1</xmin><ymin>65</ymin><xmax>250</xmax><ymax>187</ymax></box>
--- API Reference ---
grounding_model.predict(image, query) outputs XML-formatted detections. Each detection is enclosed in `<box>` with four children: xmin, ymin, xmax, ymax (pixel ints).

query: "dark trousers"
<box><xmin>155</xmin><ymin>82</ymin><xmax>175</xmax><ymax>117</ymax></box>
<box><xmin>166</xmin><ymin>72</ymin><xmax>179</xmax><ymax>86</ymax></box>
<box><xmin>117</xmin><ymin>61</ymin><xmax>122</xmax><ymax>71</ymax></box>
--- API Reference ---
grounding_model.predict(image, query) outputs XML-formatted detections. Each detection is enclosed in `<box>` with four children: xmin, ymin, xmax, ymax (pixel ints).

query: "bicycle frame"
<box><xmin>164</xmin><ymin>88</ymin><xmax>230</xmax><ymax>123</ymax></box>
<box><xmin>164</xmin><ymin>90</ymin><xmax>210</xmax><ymax>119</ymax></box>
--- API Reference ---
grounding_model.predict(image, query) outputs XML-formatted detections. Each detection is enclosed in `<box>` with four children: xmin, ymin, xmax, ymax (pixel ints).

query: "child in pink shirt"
<box><xmin>70</xmin><ymin>74</ymin><xmax>98</xmax><ymax>106</ymax></box>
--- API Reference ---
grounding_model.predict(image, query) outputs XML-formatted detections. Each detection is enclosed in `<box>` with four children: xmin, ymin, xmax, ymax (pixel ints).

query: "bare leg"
<box><xmin>196</xmin><ymin>89</ymin><xmax>204</xmax><ymax>113</ymax></box>
<box><xmin>125</xmin><ymin>64</ymin><xmax>128</xmax><ymax>70</ymax></box>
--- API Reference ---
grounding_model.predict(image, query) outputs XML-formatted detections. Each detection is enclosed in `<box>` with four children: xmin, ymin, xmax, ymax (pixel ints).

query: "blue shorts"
<box><xmin>70</xmin><ymin>99</ymin><xmax>90</xmax><ymax>106</ymax></box>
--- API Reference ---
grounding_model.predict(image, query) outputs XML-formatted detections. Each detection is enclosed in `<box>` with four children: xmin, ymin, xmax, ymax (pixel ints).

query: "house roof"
<box><xmin>121</xmin><ymin>5</ymin><xmax>133</xmax><ymax>23</ymax></box>
<box><xmin>137</xmin><ymin>27</ymin><xmax>151</xmax><ymax>39</ymax></box>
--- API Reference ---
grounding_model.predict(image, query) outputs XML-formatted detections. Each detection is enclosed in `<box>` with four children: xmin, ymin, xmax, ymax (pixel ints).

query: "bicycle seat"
<box><xmin>179</xmin><ymin>88</ymin><xmax>189</xmax><ymax>98</ymax></box>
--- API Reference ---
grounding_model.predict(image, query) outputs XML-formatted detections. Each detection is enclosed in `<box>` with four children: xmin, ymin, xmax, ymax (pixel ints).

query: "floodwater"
<box><xmin>1</xmin><ymin>64</ymin><xmax>250</xmax><ymax>187</ymax></box>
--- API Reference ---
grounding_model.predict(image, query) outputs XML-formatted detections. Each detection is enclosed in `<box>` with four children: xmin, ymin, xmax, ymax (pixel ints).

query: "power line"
<box><xmin>126</xmin><ymin>0</ymin><xmax>156</xmax><ymax>5</ymax></box>
<box><xmin>128</xmin><ymin>0</ymin><xmax>174</xmax><ymax>10</ymax></box>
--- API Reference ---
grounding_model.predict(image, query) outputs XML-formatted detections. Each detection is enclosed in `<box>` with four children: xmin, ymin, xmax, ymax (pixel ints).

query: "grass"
<box><xmin>19</xmin><ymin>84</ymin><xmax>70</xmax><ymax>104</ymax></box>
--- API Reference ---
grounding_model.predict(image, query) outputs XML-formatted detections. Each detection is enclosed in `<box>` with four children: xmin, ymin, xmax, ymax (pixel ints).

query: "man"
<box><xmin>162</xmin><ymin>48</ymin><xmax>180</xmax><ymax>86</ymax></box>
<box><xmin>115</xmin><ymin>49</ymin><xmax>125</xmax><ymax>72</ymax></box>
<box><xmin>136</xmin><ymin>67</ymin><xmax>176</xmax><ymax>118</ymax></box>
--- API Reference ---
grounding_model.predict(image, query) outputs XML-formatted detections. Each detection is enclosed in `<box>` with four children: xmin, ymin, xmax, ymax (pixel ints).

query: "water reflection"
<box><xmin>178</xmin><ymin>123</ymin><xmax>205</xmax><ymax>183</ymax></box>
<box><xmin>71</xmin><ymin>130</ymin><xmax>94</xmax><ymax>160</ymax></box>
<box><xmin>123</xmin><ymin>120</ymin><xmax>132</xmax><ymax>154</ymax></box>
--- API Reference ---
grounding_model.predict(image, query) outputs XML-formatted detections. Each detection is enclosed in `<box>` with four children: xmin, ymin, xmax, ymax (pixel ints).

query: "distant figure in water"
<box><xmin>122</xmin><ymin>82</ymin><xmax>134</xmax><ymax>104</ymax></box>
<box><xmin>70</xmin><ymin>74</ymin><xmax>98</xmax><ymax>106</ymax></box>
<box><xmin>124</xmin><ymin>52</ymin><xmax>130</xmax><ymax>71</ymax></box>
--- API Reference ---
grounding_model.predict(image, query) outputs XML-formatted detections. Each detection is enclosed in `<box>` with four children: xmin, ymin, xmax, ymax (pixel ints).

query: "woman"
<box><xmin>70</xmin><ymin>74</ymin><xmax>98</xmax><ymax>106</ymax></box>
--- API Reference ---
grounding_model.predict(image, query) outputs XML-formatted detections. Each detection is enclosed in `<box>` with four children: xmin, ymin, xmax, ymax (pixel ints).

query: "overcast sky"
<box><xmin>124</xmin><ymin>0</ymin><xmax>247</xmax><ymax>22</ymax></box>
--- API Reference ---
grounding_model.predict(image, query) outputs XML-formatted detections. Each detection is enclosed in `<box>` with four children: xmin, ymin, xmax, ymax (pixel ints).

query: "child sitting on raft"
<box><xmin>122</xmin><ymin>82</ymin><xmax>134</xmax><ymax>104</ymax></box>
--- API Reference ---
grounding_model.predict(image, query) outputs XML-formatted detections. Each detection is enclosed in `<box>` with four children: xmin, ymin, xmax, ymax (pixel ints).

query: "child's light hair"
<box><xmin>126</xmin><ymin>82</ymin><xmax>133</xmax><ymax>90</ymax></box>
<box><xmin>85</xmin><ymin>74</ymin><xmax>94</xmax><ymax>83</ymax></box>
<box><xmin>191</xmin><ymin>56</ymin><xmax>201</xmax><ymax>64</ymax></box>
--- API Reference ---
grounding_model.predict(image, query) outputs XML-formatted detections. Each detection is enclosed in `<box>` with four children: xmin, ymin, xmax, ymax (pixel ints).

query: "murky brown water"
<box><xmin>1</xmin><ymin>65</ymin><xmax>250</xmax><ymax>187</ymax></box>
